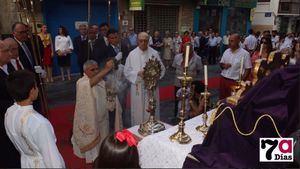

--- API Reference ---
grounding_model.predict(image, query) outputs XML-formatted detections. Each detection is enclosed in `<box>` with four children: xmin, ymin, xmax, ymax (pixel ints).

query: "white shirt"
<box><xmin>217</xmin><ymin>36</ymin><xmax>222</xmax><ymax>45</ymax></box>
<box><xmin>223</xmin><ymin>35</ymin><xmax>229</xmax><ymax>45</ymax></box>
<box><xmin>55</xmin><ymin>35</ymin><xmax>74</xmax><ymax>53</ymax></box>
<box><xmin>220</xmin><ymin>47</ymin><xmax>252</xmax><ymax>80</ymax></box>
<box><xmin>272</xmin><ymin>35</ymin><xmax>279</xmax><ymax>49</ymax></box>
<box><xmin>149</xmin><ymin>36</ymin><xmax>153</xmax><ymax>46</ymax></box>
<box><xmin>5</xmin><ymin>103</ymin><xmax>65</xmax><ymax>168</ymax></box>
<box><xmin>10</xmin><ymin>58</ymin><xmax>24</xmax><ymax>70</ymax></box>
<box><xmin>172</xmin><ymin>52</ymin><xmax>202</xmax><ymax>87</ymax></box>
<box><xmin>0</xmin><ymin>64</ymin><xmax>9</xmax><ymax>75</ymax></box>
<box><xmin>280</xmin><ymin>37</ymin><xmax>293</xmax><ymax>50</ymax></box>
<box><xmin>208</xmin><ymin>37</ymin><xmax>218</xmax><ymax>47</ymax></box>
<box><xmin>193</xmin><ymin>36</ymin><xmax>200</xmax><ymax>48</ymax></box>
<box><xmin>243</xmin><ymin>34</ymin><xmax>257</xmax><ymax>50</ymax></box>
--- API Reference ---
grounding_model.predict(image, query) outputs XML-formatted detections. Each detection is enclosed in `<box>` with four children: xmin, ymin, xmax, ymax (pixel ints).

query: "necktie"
<box><xmin>16</xmin><ymin>59</ymin><xmax>22</xmax><ymax>70</ymax></box>
<box><xmin>114</xmin><ymin>46</ymin><xmax>120</xmax><ymax>54</ymax></box>
<box><xmin>21</xmin><ymin>43</ymin><xmax>33</xmax><ymax>66</ymax></box>
<box><xmin>89</xmin><ymin>40</ymin><xmax>94</xmax><ymax>52</ymax></box>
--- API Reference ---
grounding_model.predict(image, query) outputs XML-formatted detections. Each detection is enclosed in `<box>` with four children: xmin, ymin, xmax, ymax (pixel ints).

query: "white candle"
<box><xmin>204</xmin><ymin>65</ymin><xmax>208</xmax><ymax>86</ymax></box>
<box><xmin>184</xmin><ymin>45</ymin><xmax>190</xmax><ymax>68</ymax></box>
<box><xmin>240</xmin><ymin>56</ymin><xmax>244</xmax><ymax>78</ymax></box>
<box><xmin>259</xmin><ymin>44</ymin><xmax>263</xmax><ymax>57</ymax></box>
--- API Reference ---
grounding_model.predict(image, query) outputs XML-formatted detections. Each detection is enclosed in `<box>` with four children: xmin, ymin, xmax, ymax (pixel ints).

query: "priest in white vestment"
<box><xmin>72</xmin><ymin>60</ymin><xmax>122</xmax><ymax>163</ymax></box>
<box><xmin>124</xmin><ymin>32</ymin><xmax>166</xmax><ymax>126</ymax></box>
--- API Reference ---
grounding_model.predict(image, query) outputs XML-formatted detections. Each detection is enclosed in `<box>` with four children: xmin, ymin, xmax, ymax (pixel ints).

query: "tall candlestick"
<box><xmin>240</xmin><ymin>56</ymin><xmax>244</xmax><ymax>80</ymax></box>
<box><xmin>204</xmin><ymin>65</ymin><xmax>208</xmax><ymax>86</ymax></box>
<box><xmin>259</xmin><ymin>44</ymin><xmax>263</xmax><ymax>57</ymax></box>
<box><xmin>184</xmin><ymin>45</ymin><xmax>190</xmax><ymax>68</ymax></box>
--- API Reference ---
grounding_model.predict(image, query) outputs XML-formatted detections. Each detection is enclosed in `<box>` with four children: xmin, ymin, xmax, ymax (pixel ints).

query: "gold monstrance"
<box><xmin>138</xmin><ymin>57</ymin><xmax>165</xmax><ymax>136</ymax></box>
<box><xmin>169</xmin><ymin>45</ymin><xmax>192</xmax><ymax>144</ymax></box>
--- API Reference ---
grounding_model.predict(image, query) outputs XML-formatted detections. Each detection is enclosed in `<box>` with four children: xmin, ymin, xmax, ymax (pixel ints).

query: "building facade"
<box><xmin>252</xmin><ymin>0</ymin><xmax>300</xmax><ymax>33</ymax></box>
<box><xmin>119</xmin><ymin>0</ymin><xmax>256</xmax><ymax>37</ymax></box>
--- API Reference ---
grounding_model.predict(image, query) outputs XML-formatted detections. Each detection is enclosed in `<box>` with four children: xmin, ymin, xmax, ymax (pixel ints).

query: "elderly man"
<box><xmin>0</xmin><ymin>40</ymin><xmax>20</xmax><ymax>167</ymax></box>
<box><xmin>219</xmin><ymin>34</ymin><xmax>252</xmax><ymax>100</ymax></box>
<box><xmin>72</xmin><ymin>59</ymin><xmax>122</xmax><ymax>163</ymax></box>
<box><xmin>73</xmin><ymin>24</ymin><xmax>87</xmax><ymax>76</ymax></box>
<box><xmin>3</xmin><ymin>38</ymin><xmax>23</xmax><ymax>72</ymax></box>
<box><xmin>124</xmin><ymin>32</ymin><xmax>166</xmax><ymax>126</ymax></box>
<box><xmin>12</xmin><ymin>22</ymin><xmax>43</xmax><ymax>72</ymax></box>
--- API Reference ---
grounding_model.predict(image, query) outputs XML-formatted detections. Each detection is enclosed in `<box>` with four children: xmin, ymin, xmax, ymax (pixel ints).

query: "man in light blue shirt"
<box><xmin>128</xmin><ymin>28</ymin><xmax>137</xmax><ymax>51</ymax></box>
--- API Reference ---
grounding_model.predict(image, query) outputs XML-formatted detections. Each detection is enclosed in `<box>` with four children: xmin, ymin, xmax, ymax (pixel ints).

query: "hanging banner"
<box><xmin>250</xmin><ymin>8</ymin><xmax>255</xmax><ymax>22</ymax></box>
<box><xmin>231</xmin><ymin>0</ymin><xmax>257</xmax><ymax>8</ymax></box>
<box><xmin>197</xmin><ymin>0</ymin><xmax>230</xmax><ymax>6</ymax></box>
<box><xmin>129</xmin><ymin>0</ymin><xmax>145</xmax><ymax>11</ymax></box>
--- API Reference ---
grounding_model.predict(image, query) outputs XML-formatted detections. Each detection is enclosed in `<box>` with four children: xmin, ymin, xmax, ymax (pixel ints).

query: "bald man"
<box><xmin>3</xmin><ymin>38</ymin><xmax>24</xmax><ymax>72</ymax></box>
<box><xmin>219</xmin><ymin>34</ymin><xmax>252</xmax><ymax>100</ymax></box>
<box><xmin>124</xmin><ymin>32</ymin><xmax>166</xmax><ymax>126</ymax></box>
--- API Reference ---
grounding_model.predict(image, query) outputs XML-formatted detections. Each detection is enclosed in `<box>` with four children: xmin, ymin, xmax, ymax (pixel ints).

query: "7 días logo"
<box><xmin>260</xmin><ymin>138</ymin><xmax>294</xmax><ymax>162</ymax></box>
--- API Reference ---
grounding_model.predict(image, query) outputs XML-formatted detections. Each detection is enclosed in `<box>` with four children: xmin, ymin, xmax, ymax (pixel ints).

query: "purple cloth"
<box><xmin>183</xmin><ymin>65</ymin><xmax>300</xmax><ymax>168</ymax></box>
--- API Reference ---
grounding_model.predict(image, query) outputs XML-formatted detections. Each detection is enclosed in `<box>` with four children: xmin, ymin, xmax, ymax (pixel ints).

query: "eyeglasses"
<box><xmin>15</xmin><ymin>30</ymin><xmax>29</xmax><ymax>34</ymax></box>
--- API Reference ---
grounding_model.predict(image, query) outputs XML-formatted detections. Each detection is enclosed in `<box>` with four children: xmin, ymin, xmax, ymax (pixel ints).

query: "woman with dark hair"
<box><xmin>251</xmin><ymin>36</ymin><xmax>273</xmax><ymax>64</ymax></box>
<box><xmin>290</xmin><ymin>41</ymin><xmax>300</xmax><ymax>65</ymax></box>
<box><xmin>55</xmin><ymin>26</ymin><xmax>73</xmax><ymax>81</ymax></box>
<box><xmin>249</xmin><ymin>36</ymin><xmax>273</xmax><ymax>81</ymax></box>
<box><xmin>96</xmin><ymin>129</ymin><xmax>140</xmax><ymax>168</ymax></box>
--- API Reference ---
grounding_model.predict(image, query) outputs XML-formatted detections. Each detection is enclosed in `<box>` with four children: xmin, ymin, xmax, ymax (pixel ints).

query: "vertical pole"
<box><xmin>220</xmin><ymin>7</ymin><xmax>228</xmax><ymax>54</ymax></box>
<box><xmin>87</xmin><ymin>0</ymin><xmax>91</xmax><ymax>60</ymax></box>
<box><xmin>108</xmin><ymin>0</ymin><xmax>111</xmax><ymax>26</ymax></box>
<box><xmin>246</xmin><ymin>9</ymin><xmax>252</xmax><ymax>35</ymax></box>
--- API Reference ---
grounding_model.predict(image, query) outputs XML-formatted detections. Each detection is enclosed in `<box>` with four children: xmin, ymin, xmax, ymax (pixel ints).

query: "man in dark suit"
<box><xmin>12</xmin><ymin>22</ymin><xmax>35</xmax><ymax>71</ymax></box>
<box><xmin>73</xmin><ymin>24</ymin><xmax>87</xmax><ymax>76</ymax></box>
<box><xmin>92</xmin><ymin>35</ymin><xmax>109</xmax><ymax>68</ymax></box>
<box><xmin>12</xmin><ymin>22</ymin><xmax>44</xmax><ymax>113</ymax></box>
<box><xmin>106</xmin><ymin>29</ymin><xmax>130</xmax><ymax>65</ymax></box>
<box><xmin>106</xmin><ymin>28</ymin><xmax>130</xmax><ymax>127</ymax></box>
<box><xmin>0</xmin><ymin>40</ymin><xmax>20</xmax><ymax>167</ymax></box>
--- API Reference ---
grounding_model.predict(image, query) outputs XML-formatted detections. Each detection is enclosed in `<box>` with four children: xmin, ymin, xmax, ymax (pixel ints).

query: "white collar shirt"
<box><xmin>0</xmin><ymin>64</ymin><xmax>9</xmax><ymax>75</ymax></box>
<box><xmin>244</xmin><ymin>34</ymin><xmax>257</xmax><ymax>50</ymax></box>
<box><xmin>220</xmin><ymin>47</ymin><xmax>252</xmax><ymax>80</ymax></box>
<box><xmin>10</xmin><ymin>57</ymin><xmax>24</xmax><ymax>70</ymax></box>
<box><xmin>54</xmin><ymin>35</ymin><xmax>74</xmax><ymax>52</ymax></box>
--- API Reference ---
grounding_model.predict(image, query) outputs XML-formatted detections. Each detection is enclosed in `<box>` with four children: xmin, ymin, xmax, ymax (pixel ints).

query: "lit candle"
<box><xmin>184</xmin><ymin>45</ymin><xmax>190</xmax><ymax>68</ymax></box>
<box><xmin>204</xmin><ymin>65</ymin><xmax>208</xmax><ymax>86</ymax></box>
<box><xmin>240</xmin><ymin>56</ymin><xmax>244</xmax><ymax>79</ymax></box>
<box><xmin>259</xmin><ymin>44</ymin><xmax>263</xmax><ymax>57</ymax></box>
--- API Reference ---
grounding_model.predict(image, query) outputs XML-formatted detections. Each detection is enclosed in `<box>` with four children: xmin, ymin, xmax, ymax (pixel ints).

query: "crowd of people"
<box><xmin>0</xmin><ymin>20</ymin><xmax>299</xmax><ymax>168</ymax></box>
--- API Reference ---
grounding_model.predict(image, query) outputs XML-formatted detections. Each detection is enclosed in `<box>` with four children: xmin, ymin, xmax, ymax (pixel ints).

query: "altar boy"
<box><xmin>4</xmin><ymin>70</ymin><xmax>65</xmax><ymax>168</ymax></box>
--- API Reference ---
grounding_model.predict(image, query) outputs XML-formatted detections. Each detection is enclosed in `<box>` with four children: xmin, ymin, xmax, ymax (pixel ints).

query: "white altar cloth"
<box><xmin>137</xmin><ymin>109</ymin><xmax>215</xmax><ymax>168</ymax></box>
<box><xmin>128</xmin><ymin>121</ymin><xmax>173</xmax><ymax>139</ymax></box>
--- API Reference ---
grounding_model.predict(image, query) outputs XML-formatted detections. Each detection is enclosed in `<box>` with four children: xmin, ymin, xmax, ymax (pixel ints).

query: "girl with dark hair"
<box><xmin>189</xmin><ymin>81</ymin><xmax>208</xmax><ymax>118</ymax></box>
<box><xmin>96</xmin><ymin>129</ymin><xmax>140</xmax><ymax>168</ymax></box>
<box><xmin>55</xmin><ymin>26</ymin><xmax>73</xmax><ymax>81</ymax></box>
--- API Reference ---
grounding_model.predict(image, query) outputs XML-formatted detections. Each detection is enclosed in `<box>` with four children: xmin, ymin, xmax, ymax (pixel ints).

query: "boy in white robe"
<box><xmin>72</xmin><ymin>59</ymin><xmax>122</xmax><ymax>163</ymax></box>
<box><xmin>4</xmin><ymin>70</ymin><xmax>65</xmax><ymax>168</ymax></box>
<box><xmin>124</xmin><ymin>32</ymin><xmax>166</xmax><ymax>126</ymax></box>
